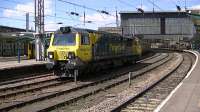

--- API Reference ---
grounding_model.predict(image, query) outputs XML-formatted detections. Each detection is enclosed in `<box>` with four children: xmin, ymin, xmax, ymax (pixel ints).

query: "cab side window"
<box><xmin>81</xmin><ymin>34</ymin><xmax>90</xmax><ymax>45</ymax></box>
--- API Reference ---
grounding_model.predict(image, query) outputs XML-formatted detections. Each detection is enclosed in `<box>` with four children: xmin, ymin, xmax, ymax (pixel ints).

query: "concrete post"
<box><xmin>74</xmin><ymin>69</ymin><xmax>78</xmax><ymax>84</ymax></box>
<box><xmin>129</xmin><ymin>72</ymin><xmax>132</xmax><ymax>87</ymax></box>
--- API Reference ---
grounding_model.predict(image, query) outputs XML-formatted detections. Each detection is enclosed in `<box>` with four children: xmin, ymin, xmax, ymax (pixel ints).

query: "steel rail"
<box><xmin>0</xmin><ymin>73</ymin><xmax>53</xmax><ymax>86</ymax></box>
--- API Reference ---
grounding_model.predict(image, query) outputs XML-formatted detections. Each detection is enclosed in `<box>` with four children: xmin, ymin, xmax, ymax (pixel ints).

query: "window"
<box><xmin>81</xmin><ymin>34</ymin><xmax>90</xmax><ymax>45</ymax></box>
<box><xmin>53</xmin><ymin>33</ymin><xmax>76</xmax><ymax>46</ymax></box>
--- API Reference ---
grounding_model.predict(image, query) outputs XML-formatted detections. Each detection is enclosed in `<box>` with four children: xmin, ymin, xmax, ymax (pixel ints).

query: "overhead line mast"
<box><xmin>35</xmin><ymin>0</ymin><xmax>45</xmax><ymax>61</ymax></box>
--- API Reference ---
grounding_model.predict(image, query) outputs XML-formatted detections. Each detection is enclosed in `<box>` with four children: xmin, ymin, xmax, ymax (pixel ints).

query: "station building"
<box><xmin>119</xmin><ymin>11</ymin><xmax>195</xmax><ymax>48</ymax></box>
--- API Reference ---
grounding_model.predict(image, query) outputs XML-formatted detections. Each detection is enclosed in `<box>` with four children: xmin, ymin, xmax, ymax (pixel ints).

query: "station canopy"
<box><xmin>0</xmin><ymin>32</ymin><xmax>52</xmax><ymax>43</ymax></box>
<box><xmin>0</xmin><ymin>32</ymin><xmax>35</xmax><ymax>42</ymax></box>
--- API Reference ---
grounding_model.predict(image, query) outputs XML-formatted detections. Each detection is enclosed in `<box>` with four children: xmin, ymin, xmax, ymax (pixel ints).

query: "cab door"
<box><xmin>77</xmin><ymin>33</ymin><xmax>92</xmax><ymax>62</ymax></box>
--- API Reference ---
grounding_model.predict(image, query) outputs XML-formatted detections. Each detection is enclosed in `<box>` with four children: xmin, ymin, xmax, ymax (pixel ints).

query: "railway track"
<box><xmin>0</xmin><ymin>53</ymin><xmax>162</xmax><ymax>103</ymax></box>
<box><xmin>0</xmin><ymin>73</ymin><xmax>53</xmax><ymax>86</ymax></box>
<box><xmin>77</xmin><ymin>52</ymin><xmax>184</xmax><ymax>112</ymax></box>
<box><xmin>0</xmin><ymin>73</ymin><xmax>57</xmax><ymax>96</ymax></box>
<box><xmin>94</xmin><ymin>52</ymin><xmax>194</xmax><ymax>112</ymax></box>
<box><xmin>0</xmin><ymin>79</ymin><xmax>72</xmax><ymax>102</ymax></box>
<box><xmin>0</xmin><ymin>52</ymin><xmax>166</xmax><ymax>112</ymax></box>
<box><xmin>118</xmin><ymin>53</ymin><xmax>193</xmax><ymax>112</ymax></box>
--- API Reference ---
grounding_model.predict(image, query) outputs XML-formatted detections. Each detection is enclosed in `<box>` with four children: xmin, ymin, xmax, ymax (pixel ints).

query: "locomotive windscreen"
<box><xmin>53</xmin><ymin>33</ymin><xmax>76</xmax><ymax>46</ymax></box>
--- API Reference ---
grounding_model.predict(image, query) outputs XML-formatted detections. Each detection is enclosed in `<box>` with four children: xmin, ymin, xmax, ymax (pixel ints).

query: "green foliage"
<box><xmin>191</xmin><ymin>34</ymin><xmax>200</xmax><ymax>49</ymax></box>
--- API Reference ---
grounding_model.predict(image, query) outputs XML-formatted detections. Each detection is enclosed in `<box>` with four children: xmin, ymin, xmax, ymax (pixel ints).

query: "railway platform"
<box><xmin>0</xmin><ymin>58</ymin><xmax>48</xmax><ymax>70</ymax></box>
<box><xmin>0</xmin><ymin>56</ymin><xmax>28</xmax><ymax>62</ymax></box>
<box><xmin>0</xmin><ymin>58</ymin><xmax>50</xmax><ymax>81</ymax></box>
<box><xmin>155</xmin><ymin>51</ymin><xmax>200</xmax><ymax>112</ymax></box>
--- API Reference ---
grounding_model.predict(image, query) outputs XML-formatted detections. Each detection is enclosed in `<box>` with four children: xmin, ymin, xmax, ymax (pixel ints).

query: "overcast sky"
<box><xmin>0</xmin><ymin>0</ymin><xmax>200</xmax><ymax>31</ymax></box>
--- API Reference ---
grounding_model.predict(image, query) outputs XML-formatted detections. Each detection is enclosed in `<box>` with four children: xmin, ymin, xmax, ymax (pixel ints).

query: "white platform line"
<box><xmin>154</xmin><ymin>50</ymin><xmax>199</xmax><ymax>112</ymax></box>
<box><xmin>184</xmin><ymin>50</ymin><xmax>199</xmax><ymax>79</ymax></box>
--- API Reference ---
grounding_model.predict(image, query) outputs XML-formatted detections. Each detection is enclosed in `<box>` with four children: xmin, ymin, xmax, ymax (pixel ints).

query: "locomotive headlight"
<box><xmin>49</xmin><ymin>54</ymin><xmax>53</xmax><ymax>59</ymax></box>
<box><xmin>68</xmin><ymin>52</ymin><xmax>75</xmax><ymax>59</ymax></box>
<box><xmin>48</xmin><ymin>52</ymin><xmax>54</xmax><ymax>59</ymax></box>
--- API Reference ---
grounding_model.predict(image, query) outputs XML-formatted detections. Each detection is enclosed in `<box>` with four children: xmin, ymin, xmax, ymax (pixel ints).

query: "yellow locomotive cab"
<box><xmin>47</xmin><ymin>33</ymin><xmax>79</xmax><ymax>61</ymax></box>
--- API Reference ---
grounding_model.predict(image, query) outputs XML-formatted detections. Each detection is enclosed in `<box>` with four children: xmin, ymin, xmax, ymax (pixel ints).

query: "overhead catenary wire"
<box><xmin>0</xmin><ymin>16</ymin><xmax>26</xmax><ymax>22</ymax></box>
<box><xmin>0</xmin><ymin>5</ymin><xmax>92</xmax><ymax>24</ymax></box>
<box><xmin>170</xmin><ymin>0</ymin><xmax>178</xmax><ymax>6</ymax></box>
<box><xmin>169</xmin><ymin>0</ymin><xmax>185</xmax><ymax>11</ymax></box>
<box><xmin>0</xmin><ymin>6</ymin><xmax>35</xmax><ymax>15</ymax></box>
<box><xmin>146</xmin><ymin>0</ymin><xmax>164</xmax><ymax>11</ymax></box>
<box><xmin>0</xmin><ymin>9</ymin><xmax>94</xmax><ymax>31</ymax></box>
<box><xmin>116</xmin><ymin>0</ymin><xmax>145</xmax><ymax>13</ymax></box>
<box><xmin>3</xmin><ymin>0</ymin><xmax>79</xmax><ymax>16</ymax></box>
<box><xmin>2</xmin><ymin>0</ymin><xmax>154</xmax><ymax>28</ymax></box>
<box><xmin>117</xmin><ymin>0</ymin><xmax>145</xmax><ymax>12</ymax></box>
<box><xmin>117</xmin><ymin>0</ymin><xmax>136</xmax><ymax>8</ymax></box>
<box><xmin>56</xmin><ymin>0</ymin><xmax>124</xmax><ymax>27</ymax></box>
<box><xmin>2</xmin><ymin>0</ymin><xmax>50</xmax><ymax>11</ymax></box>
<box><xmin>3</xmin><ymin>0</ymin><xmax>27</xmax><ymax>5</ymax></box>
<box><xmin>2</xmin><ymin>0</ymin><xmax>116</xmax><ymax>27</ymax></box>
<box><xmin>0</xmin><ymin>7</ymin><xmax>35</xmax><ymax>21</ymax></box>
<box><xmin>45</xmin><ymin>14</ymin><xmax>95</xmax><ymax>24</ymax></box>
<box><xmin>0</xmin><ymin>16</ymin><xmax>34</xmax><ymax>28</ymax></box>
<box><xmin>57</xmin><ymin>0</ymin><xmax>115</xmax><ymax>17</ymax></box>
<box><xmin>45</xmin><ymin>3</ymin><xmax>94</xmax><ymax>22</ymax></box>
<box><xmin>58</xmin><ymin>0</ymin><xmax>100</xmax><ymax>12</ymax></box>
